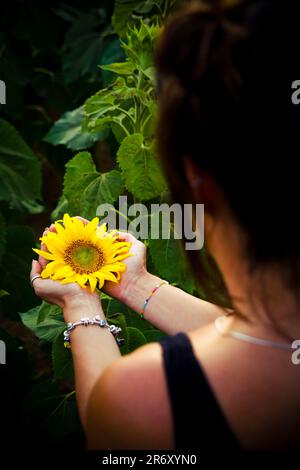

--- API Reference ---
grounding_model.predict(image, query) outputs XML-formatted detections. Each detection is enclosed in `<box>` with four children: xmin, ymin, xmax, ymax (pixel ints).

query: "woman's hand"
<box><xmin>74</xmin><ymin>217</ymin><xmax>150</xmax><ymax>304</ymax></box>
<box><xmin>104</xmin><ymin>231</ymin><xmax>148</xmax><ymax>302</ymax></box>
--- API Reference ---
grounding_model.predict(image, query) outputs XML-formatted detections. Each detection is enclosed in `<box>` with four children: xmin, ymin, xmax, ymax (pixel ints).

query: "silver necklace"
<box><xmin>214</xmin><ymin>316</ymin><xmax>292</xmax><ymax>350</ymax></box>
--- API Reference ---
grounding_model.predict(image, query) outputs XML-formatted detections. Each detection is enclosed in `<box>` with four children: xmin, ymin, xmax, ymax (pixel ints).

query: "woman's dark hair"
<box><xmin>155</xmin><ymin>0</ymin><xmax>300</xmax><ymax>299</ymax></box>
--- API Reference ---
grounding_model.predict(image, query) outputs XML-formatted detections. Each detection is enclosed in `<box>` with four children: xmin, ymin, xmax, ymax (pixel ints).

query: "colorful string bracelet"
<box><xmin>140</xmin><ymin>280</ymin><xmax>169</xmax><ymax>319</ymax></box>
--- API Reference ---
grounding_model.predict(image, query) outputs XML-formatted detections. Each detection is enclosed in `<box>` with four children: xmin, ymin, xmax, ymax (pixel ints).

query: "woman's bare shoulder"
<box><xmin>86</xmin><ymin>341</ymin><xmax>174</xmax><ymax>450</ymax></box>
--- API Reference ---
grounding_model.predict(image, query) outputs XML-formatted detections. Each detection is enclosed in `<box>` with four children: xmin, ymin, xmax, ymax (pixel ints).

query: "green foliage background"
<box><xmin>0</xmin><ymin>0</ymin><xmax>227</xmax><ymax>449</ymax></box>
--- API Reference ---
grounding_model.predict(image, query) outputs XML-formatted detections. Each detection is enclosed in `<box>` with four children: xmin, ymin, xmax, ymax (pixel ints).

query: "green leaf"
<box><xmin>147</xmin><ymin>229</ymin><xmax>196</xmax><ymax>294</ymax></box>
<box><xmin>126</xmin><ymin>326</ymin><xmax>147</xmax><ymax>352</ymax></box>
<box><xmin>62</xmin><ymin>9</ymin><xmax>106</xmax><ymax>83</ymax></box>
<box><xmin>0</xmin><ymin>289</ymin><xmax>9</xmax><ymax>298</ymax></box>
<box><xmin>100</xmin><ymin>37</ymin><xmax>125</xmax><ymax>86</ymax></box>
<box><xmin>123</xmin><ymin>307</ymin><xmax>154</xmax><ymax>331</ymax></box>
<box><xmin>44</xmin><ymin>106</ymin><xmax>108</xmax><ymax>151</ymax></box>
<box><xmin>102</xmin><ymin>295</ymin><xmax>128</xmax><ymax>317</ymax></box>
<box><xmin>117</xmin><ymin>133</ymin><xmax>166</xmax><ymax>200</ymax></box>
<box><xmin>100</xmin><ymin>61</ymin><xmax>135</xmax><ymax>76</ymax></box>
<box><xmin>143</xmin><ymin>329</ymin><xmax>166</xmax><ymax>342</ymax></box>
<box><xmin>0</xmin><ymin>119</ymin><xmax>42</xmax><ymax>212</ymax></box>
<box><xmin>83</xmin><ymin>78</ymin><xmax>131</xmax><ymax>133</ymax></box>
<box><xmin>112</xmin><ymin>1</ymin><xmax>141</xmax><ymax>37</ymax></box>
<box><xmin>52</xmin><ymin>333</ymin><xmax>74</xmax><ymax>381</ymax></box>
<box><xmin>37</xmin><ymin>301</ymin><xmax>62</xmax><ymax>324</ymax></box>
<box><xmin>20</xmin><ymin>305</ymin><xmax>65</xmax><ymax>342</ymax></box>
<box><xmin>61</xmin><ymin>152</ymin><xmax>124</xmax><ymax>219</ymax></box>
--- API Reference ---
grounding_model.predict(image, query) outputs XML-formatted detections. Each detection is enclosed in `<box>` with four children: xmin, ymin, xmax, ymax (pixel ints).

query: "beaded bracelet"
<box><xmin>63</xmin><ymin>315</ymin><xmax>124</xmax><ymax>349</ymax></box>
<box><xmin>140</xmin><ymin>280</ymin><xmax>169</xmax><ymax>319</ymax></box>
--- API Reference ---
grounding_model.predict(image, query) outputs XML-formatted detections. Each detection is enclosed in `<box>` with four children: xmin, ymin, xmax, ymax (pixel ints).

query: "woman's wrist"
<box><xmin>63</xmin><ymin>291</ymin><xmax>104</xmax><ymax>323</ymax></box>
<box><xmin>120</xmin><ymin>271</ymin><xmax>162</xmax><ymax>314</ymax></box>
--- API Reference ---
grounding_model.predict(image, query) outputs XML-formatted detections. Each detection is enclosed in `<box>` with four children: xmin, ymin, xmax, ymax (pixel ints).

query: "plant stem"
<box><xmin>115</xmin><ymin>106</ymin><xmax>135</xmax><ymax>125</ymax></box>
<box><xmin>112</xmin><ymin>119</ymin><xmax>130</xmax><ymax>137</ymax></box>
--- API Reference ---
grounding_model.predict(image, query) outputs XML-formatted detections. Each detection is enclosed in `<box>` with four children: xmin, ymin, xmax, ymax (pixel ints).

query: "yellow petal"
<box><xmin>41</xmin><ymin>261</ymin><xmax>65</xmax><ymax>278</ymax></box>
<box><xmin>32</xmin><ymin>248</ymin><xmax>57</xmax><ymax>261</ymax></box>
<box><xmin>88</xmin><ymin>275</ymin><xmax>97</xmax><ymax>292</ymax></box>
<box><xmin>63</xmin><ymin>214</ymin><xmax>76</xmax><ymax>237</ymax></box>
<box><xmin>84</xmin><ymin>217</ymin><xmax>99</xmax><ymax>238</ymax></box>
<box><xmin>54</xmin><ymin>221</ymin><xmax>70</xmax><ymax>243</ymax></box>
<box><xmin>103</xmin><ymin>273</ymin><xmax>118</xmax><ymax>283</ymax></box>
<box><xmin>76</xmin><ymin>274</ymin><xmax>88</xmax><ymax>288</ymax></box>
<box><xmin>95</xmin><ymin>273</ymin><xmax>105</xmax><ymax>289</ymax></box>
<box><xmin>41</xmin><ymin>232</ymin><xmax>66</xmax><ymax>252</ymax></box>
<box><xmin>51</xmin><ymin>265</ymin><xmax>75</xmax><ymax>280</ymax></box>
<box><xmin>71</xmin><ymin>216</ymin><xmax>85</xmax><ymax>235</ymax></box>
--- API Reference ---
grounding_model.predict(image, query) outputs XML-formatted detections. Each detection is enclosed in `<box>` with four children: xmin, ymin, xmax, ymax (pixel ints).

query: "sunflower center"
<box><xmin>64</xmin><ymin>240</ymin><xmax>105</xmax><ymax>274</ymax></box>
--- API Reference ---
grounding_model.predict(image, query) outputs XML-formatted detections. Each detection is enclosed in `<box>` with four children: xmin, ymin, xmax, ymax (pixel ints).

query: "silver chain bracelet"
<box><xmin>63</xmin><ymin>315</ymin><xmax>124</xmax><ymax>349</ymax></box>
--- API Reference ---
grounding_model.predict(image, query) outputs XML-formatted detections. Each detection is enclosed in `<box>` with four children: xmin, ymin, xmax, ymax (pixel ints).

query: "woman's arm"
<box><xmin>118</xmin><ymin>270</ymin><xmax>225</xmax><ymax>335</ymax></box>
<box><xmin>103</xmin><ymin>231</ymin><xmax>226</xmax><ymax>335</ymax></box>
<box><xmin>63</xmin><ymin>296</ymin><xmax>121</xmax><ymax>428</ymax></box>
<box><xmin>30</xmin><ymin>260</ymin><xmax>121</xmax><ymax>429</ymax></box>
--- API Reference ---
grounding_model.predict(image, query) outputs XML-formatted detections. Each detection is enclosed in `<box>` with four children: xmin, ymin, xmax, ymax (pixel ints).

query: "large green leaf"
<box><xmin>37</xmin><ymin>301</ymin><xmax>62</xmax><ymax>324</ymax></box>
<box><xmin>52</xmin><ymin>152</ymin><xmax>124</xmax><ymax>219</ymax></box>
<box><xmin>117</xmin><ymin>133</ymin><xmax>166</xmax><ymax>200</ymax></box>
<box><xmin>0</xmin><ymin>119</ymin><xmax>42</xmax><ymax>212</ymax></box>
<box><xmin>59</xmin><ymin>151</ymin><xmax>124</xmax><ymax>219</ymax></box>
<box><xmin>44</xmin><ymin>106</ymin><xmax>108</xmax><ymax>151</ymax></box>
<box><xmin>147</xmin><ymin>230</ymin><xmax>196</xmax><ymax>294</ymax></box>
<box><xmin>20</xmin><ymin>305</ymin><xmax>65</xmax><ymax>342</ymax></box>
<box><xmin>112</xmin><ymin>1</ymin><xmax>142</xmax><ymax>36</ymax></box>
<box><xmin>62</xmin><ymin>9</ymin><xmax>106</xmax><ymax>84</ymax></box>
<box><xmin>126</xmin><ymin>327</ymin><xmax>147</xmax><ymax>352</ymax></box>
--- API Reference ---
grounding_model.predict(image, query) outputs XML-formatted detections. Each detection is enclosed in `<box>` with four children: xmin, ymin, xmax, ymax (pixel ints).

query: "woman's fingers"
<box><xmin>30</xmin><ymin>260</ymin><xmax>44</xmax><ymax>291</ymax></box>
<box><xmin>115</xmin><ymin>231</ymin><xmax>136</xmax><ymax>243</ymax></box>
<box><xmin>48</xmin><ymin>223</ymin><xmax>56</xmax><ymax>233</ymax></box>
<box><xmin>30</xmin><ymin>259</ymin><xmax>42</xmax><ymax>277</ymax></box>
<box><xmin>75</xmin><ymin>216</ymin><xmax>89</xmax><ymax>225</ymax></box>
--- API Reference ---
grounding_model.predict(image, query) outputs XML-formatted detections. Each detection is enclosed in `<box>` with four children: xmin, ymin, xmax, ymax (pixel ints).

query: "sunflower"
<box><xmin>33</xmin><ymin>214</ymin><xmax>131</xmax><ymax>291</ymax></box>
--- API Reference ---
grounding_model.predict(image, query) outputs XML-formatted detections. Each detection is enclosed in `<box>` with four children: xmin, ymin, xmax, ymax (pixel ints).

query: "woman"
<box><xmin>30</xmin><ymin>0</ymin><xmax>300</xmax><ymax>450</ymax></box>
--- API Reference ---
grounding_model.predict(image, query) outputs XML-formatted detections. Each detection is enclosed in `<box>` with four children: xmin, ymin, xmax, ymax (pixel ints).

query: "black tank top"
<box><xmin>159</xmin><ymin>332</ymin><xmax>241</xmax><ymax>450</ymax></box>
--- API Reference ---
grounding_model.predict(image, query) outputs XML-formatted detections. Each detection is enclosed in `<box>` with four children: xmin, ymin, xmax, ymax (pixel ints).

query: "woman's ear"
<box><xmin>183</xmin><ymin>156</ymin><xmax>224</xmax><ymax>252</ymax></box>
<box><xmin>183</xmin><ymin>156</ymin><xmax>219</xmax><ymax>214</ymax></box>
